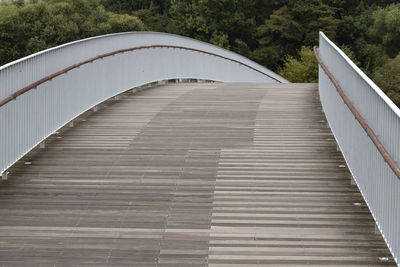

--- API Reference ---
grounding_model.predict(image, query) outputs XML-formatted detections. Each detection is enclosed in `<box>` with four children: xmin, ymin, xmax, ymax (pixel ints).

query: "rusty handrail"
<box><xmin>0</xmin><ymin>45</ymin><xmax>282</xmax><ymax>108</ymax></box>
<box><xmin>314</xmin><ymin>46</ymin><xmax>400</xmax><ymax>179</ymax></box>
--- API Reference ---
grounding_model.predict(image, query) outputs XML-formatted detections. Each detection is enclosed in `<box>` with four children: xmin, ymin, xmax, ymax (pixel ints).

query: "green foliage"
<box><xmin>1</xmin><ymin>0</ymin><xmax>400</xmax><ymax>106</ymax></box>
<box><xmin>369</xmin><ymin>4</ymin><xmax>400</xmax><ymax>58</ymax></box>
<box><xmin>289</xmin><ymin>0</ymin><xmax>339</xmax><ymax>45</ymax></box>
<box><xmin>250</xmin><ymin>0</ymin><xmax>339</xmax><ymax>71</ymax></box>
<box><xmin>99</xmin><ymin>0</ymin><xmax>151</xmax><ymax>14</ymax></box>
<box><xmin>340</xmin><ymin>45</ymin><xmax>360</xmax><ymax>66</ymax></box>
<box><xmin>373</xmin><ymin>54</ymin><xmax>400</xmax><ymax>107</ymax></box>
<box><xmin>133</xmin><ymin>2</ymin><xmax>171</xmax><ymax>32</ymax></box>
<box><xmin>252</xmin><ymin>6</ymin><xmax>303</xmax><ymax>69</ymax></box>
<box><xmin>278</xmin><ymin>46</ymin><xmax>318</xmax><ymax>83</ymax></box>
<box><xmin>100</xmin><ymin>0</ymin><xmax>171</xmax><ymax>15</ymax></box>
<box><xmin>169</xmin><ymin>0</ymin><xmax>258</xmax><ymax>55</ymax></box>
<box><xmin>210</xmin><ymin>31</ymin><xmax>230</xmax><ymax>50</ymax></box>
<box><xmin>0</xmin><ymin>0</ymin><xmax>144</xmax><ymax>65</ymax></box>
<box><xmin>277</xmin><ymin>45</ymin><xmax>359</xmax><ymax>83</ymax></box>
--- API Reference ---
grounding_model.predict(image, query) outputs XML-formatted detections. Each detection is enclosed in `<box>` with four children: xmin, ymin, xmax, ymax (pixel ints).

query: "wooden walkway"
<box><xmin>0</xmin><ymin>83</ymin><xmax>395</xmax><ymax>266</ymax></box>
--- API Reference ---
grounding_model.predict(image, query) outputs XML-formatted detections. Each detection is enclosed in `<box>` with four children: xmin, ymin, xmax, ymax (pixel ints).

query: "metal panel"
<box><xmin>318</xmin><ymin>32</ymin><xmax>400</xmax><ymax>265</ymax></box>
<box><xmin>0</xmin><ymin>32</ymin><xmax>287</xmax><ymax>178</ymax></box>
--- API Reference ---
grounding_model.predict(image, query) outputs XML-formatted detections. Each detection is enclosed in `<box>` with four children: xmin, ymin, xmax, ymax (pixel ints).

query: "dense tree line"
<box><xmin>0</xmin><ymin>0</ymin><xmax>144</xmax><ymax>65</ymax></box>
<box><xmin>0</xmin><ymin>0</ymin><xmax>399</xmax><ymax>106</ymax></box>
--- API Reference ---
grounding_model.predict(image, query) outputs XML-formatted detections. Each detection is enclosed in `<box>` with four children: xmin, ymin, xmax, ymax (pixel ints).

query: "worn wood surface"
<box><xmin>0</xmin><ymin>83</ymin><xmax>395</xmax><ymax>266</ymax></box>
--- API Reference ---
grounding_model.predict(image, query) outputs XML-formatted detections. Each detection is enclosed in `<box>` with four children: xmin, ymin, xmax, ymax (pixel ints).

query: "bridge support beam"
<box><xmin>1</xmin><ymin>171</ymin><xmax>7</xmax><ymax>181</ymax></box>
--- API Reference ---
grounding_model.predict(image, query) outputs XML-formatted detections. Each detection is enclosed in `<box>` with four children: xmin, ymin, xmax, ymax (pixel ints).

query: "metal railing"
<box><xmin>316</xmin><ymin>32</ymin><xmax>400</xmax><ymax>265</ymax></box>
<box><xmin>0</xmin><ymin>32</ymin><xmax>287</xmax><ymax>179</ymax></box>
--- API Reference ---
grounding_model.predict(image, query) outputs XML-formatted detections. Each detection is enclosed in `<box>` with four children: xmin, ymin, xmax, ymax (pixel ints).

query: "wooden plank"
<box><xmin>0</xmin><ymin>83</ymin><xmax>395</xmax><ymax>266</ymax></box>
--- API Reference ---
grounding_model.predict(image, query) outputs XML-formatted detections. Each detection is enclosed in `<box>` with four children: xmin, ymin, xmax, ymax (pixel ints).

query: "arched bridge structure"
<box><xmin>0</xmin><ymin>32</ymin><xmax>398</xmax><ymax>266</ymax></box>
<box><xmin>0</xmin><ymin>32</ymin><xmax>287</xmax><ymax>178</ymax></box>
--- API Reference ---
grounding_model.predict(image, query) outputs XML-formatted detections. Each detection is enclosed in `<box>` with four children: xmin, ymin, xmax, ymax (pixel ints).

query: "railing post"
<box><xmin>350</xmin><ymin>175</ymin><xmax>356</xmax><ymax>185</ymax></box>
<box><xmin>1</xmin><ymin>171</ymin><xmax>8</xmax><ymax>181</ymax></box>
<box><xmin>375</xmin><ymin>224</ymin><xmax>380</xmax><ymax>235</ymax></box>
<box><xmin>39</xmin><ymin>141</ymin><xmax>45</xmax><ymax>149</ymax></box>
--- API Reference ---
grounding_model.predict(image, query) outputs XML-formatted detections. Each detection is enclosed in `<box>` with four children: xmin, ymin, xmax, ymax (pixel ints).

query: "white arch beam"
<box><xmin>0</xmin><ymin>32</ymin><xmax>287</xmax><ymax>177</ymax></box>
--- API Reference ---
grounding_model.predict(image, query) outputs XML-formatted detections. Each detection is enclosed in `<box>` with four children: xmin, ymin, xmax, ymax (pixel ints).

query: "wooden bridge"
<box><xmin>0</xmin><ymin>82</ymin><xmax>395</xmax><ymax>266</ymax></box>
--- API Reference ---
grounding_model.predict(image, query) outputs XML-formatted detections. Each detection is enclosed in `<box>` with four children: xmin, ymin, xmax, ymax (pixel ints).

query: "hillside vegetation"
<box><xmin>0</xmin><ymin>0</ymin><xmax>399</xmax><ymax>107</ymax></box>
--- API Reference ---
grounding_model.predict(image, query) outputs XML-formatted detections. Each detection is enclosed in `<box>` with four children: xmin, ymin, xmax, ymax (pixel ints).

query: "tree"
<box><xmin>0</xmin><ymin>0</ymin><xmax>145</xmax><ymax>66</ymax></box>
<box><xmin>99</xmin><ymin>0</ymin><xmax>151</xmax><ymax>14</ymax></box>
<box><xmin>278</xmin><ymin>46</ymin><xmax>318</xmax><ymax>83</ymax></box>
<box><xmin>133</xmin><ymin>2</ymin><xmax>170</xmax><ymax>32</ymax></box>
<box><xmin>369</xmin><ymin>4</ymin><xmax>400</xmax><ymax>58</ymax></box>
<box><xmin>252</xmin><ymin>6</ymin><xmax>303</xmax><ymax>70</ymax></box>
<box><xmin>288</xmin><ymin>0</ymin><xmax>339</xmax><ymax>45</ymax></box>
<box><xmin>0</xmin><ymin>5</ymin><xmax>20</xmax><ymax>63</ymax></box>
<box><xmin>252</xmin><ymin>1</ymin><xmax>339</xmax><ymax>71</ymax></box>
<box><xmin>1</xmin><ymin>0</ymin><xmax>399</xmax><ymax>111</ymax></box>
<box><xmin>169</xmin><ymin>0</ymin><xmax>258</xmax><ymax>55</ymax></box>
<box><xmin>373</xmin><ymin>54</ymin><xmax>400</xmax><ymax>107</ymax></box>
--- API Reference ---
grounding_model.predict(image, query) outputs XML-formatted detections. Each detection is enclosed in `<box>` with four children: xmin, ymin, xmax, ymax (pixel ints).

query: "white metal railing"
<box><xmin>0</xmin><ymin>31</ymin><xmax>287</xmax><ymax>179</ymax></box>
<box><xmin>316</xmin><ymin>32</ymin><xmax>400</xmax><ymax>265</ymax></box>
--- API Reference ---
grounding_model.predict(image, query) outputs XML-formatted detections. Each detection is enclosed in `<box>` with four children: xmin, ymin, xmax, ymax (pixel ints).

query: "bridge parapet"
<box><xmin>0</xmin><ymin>32</ymin><xmax>286</xmax><ymax>181</ymax></box>
<box><xmin>316</xmin><ymin>32</ymin><xmax>400</xmax><ymax>265</ymax></box>
<box><xmin>0</xmin><ymin>32</ymin><xmax>286</xmax><ymax>100</ymax></box>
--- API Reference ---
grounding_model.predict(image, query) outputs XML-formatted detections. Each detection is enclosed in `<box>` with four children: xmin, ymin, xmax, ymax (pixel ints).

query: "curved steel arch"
<box><xmin>0</xmin><ymin>32</ymin><xmax>287</xmax><ymax>177</ymax></box>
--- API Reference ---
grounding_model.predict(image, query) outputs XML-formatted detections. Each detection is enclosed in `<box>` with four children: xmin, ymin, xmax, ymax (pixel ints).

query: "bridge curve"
<box><xmin>0</xmin><ymin>82</ymin><xmax>395</xmax><ymax>266</ymax></box>
<box><xmin>0</xmin><ymin>32</ymin><xmax>287</xmax><ymax>177</ymax></box>
<box><xmin>0</xmin><ymin>31</ymin><xmax>399</xmax><ymax>265</ymax></box>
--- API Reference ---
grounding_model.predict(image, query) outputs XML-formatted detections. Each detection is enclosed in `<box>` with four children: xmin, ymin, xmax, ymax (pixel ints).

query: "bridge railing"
<box><xmin>315</xmin><ymin>32</ymin><xmax>399</xmax><ymax>265</ymax></box>
<box><xmin>0</xmin><ymin>32</ymin><xmax>287</xmax><ymax>179</ymax></box>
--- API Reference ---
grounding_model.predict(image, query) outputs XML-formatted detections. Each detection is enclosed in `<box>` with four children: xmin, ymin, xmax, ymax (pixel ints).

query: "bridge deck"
<box><xmin>0</xmin><ymin>83</ymin><xmax>395</xmax><ymax>266</ymax></box>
